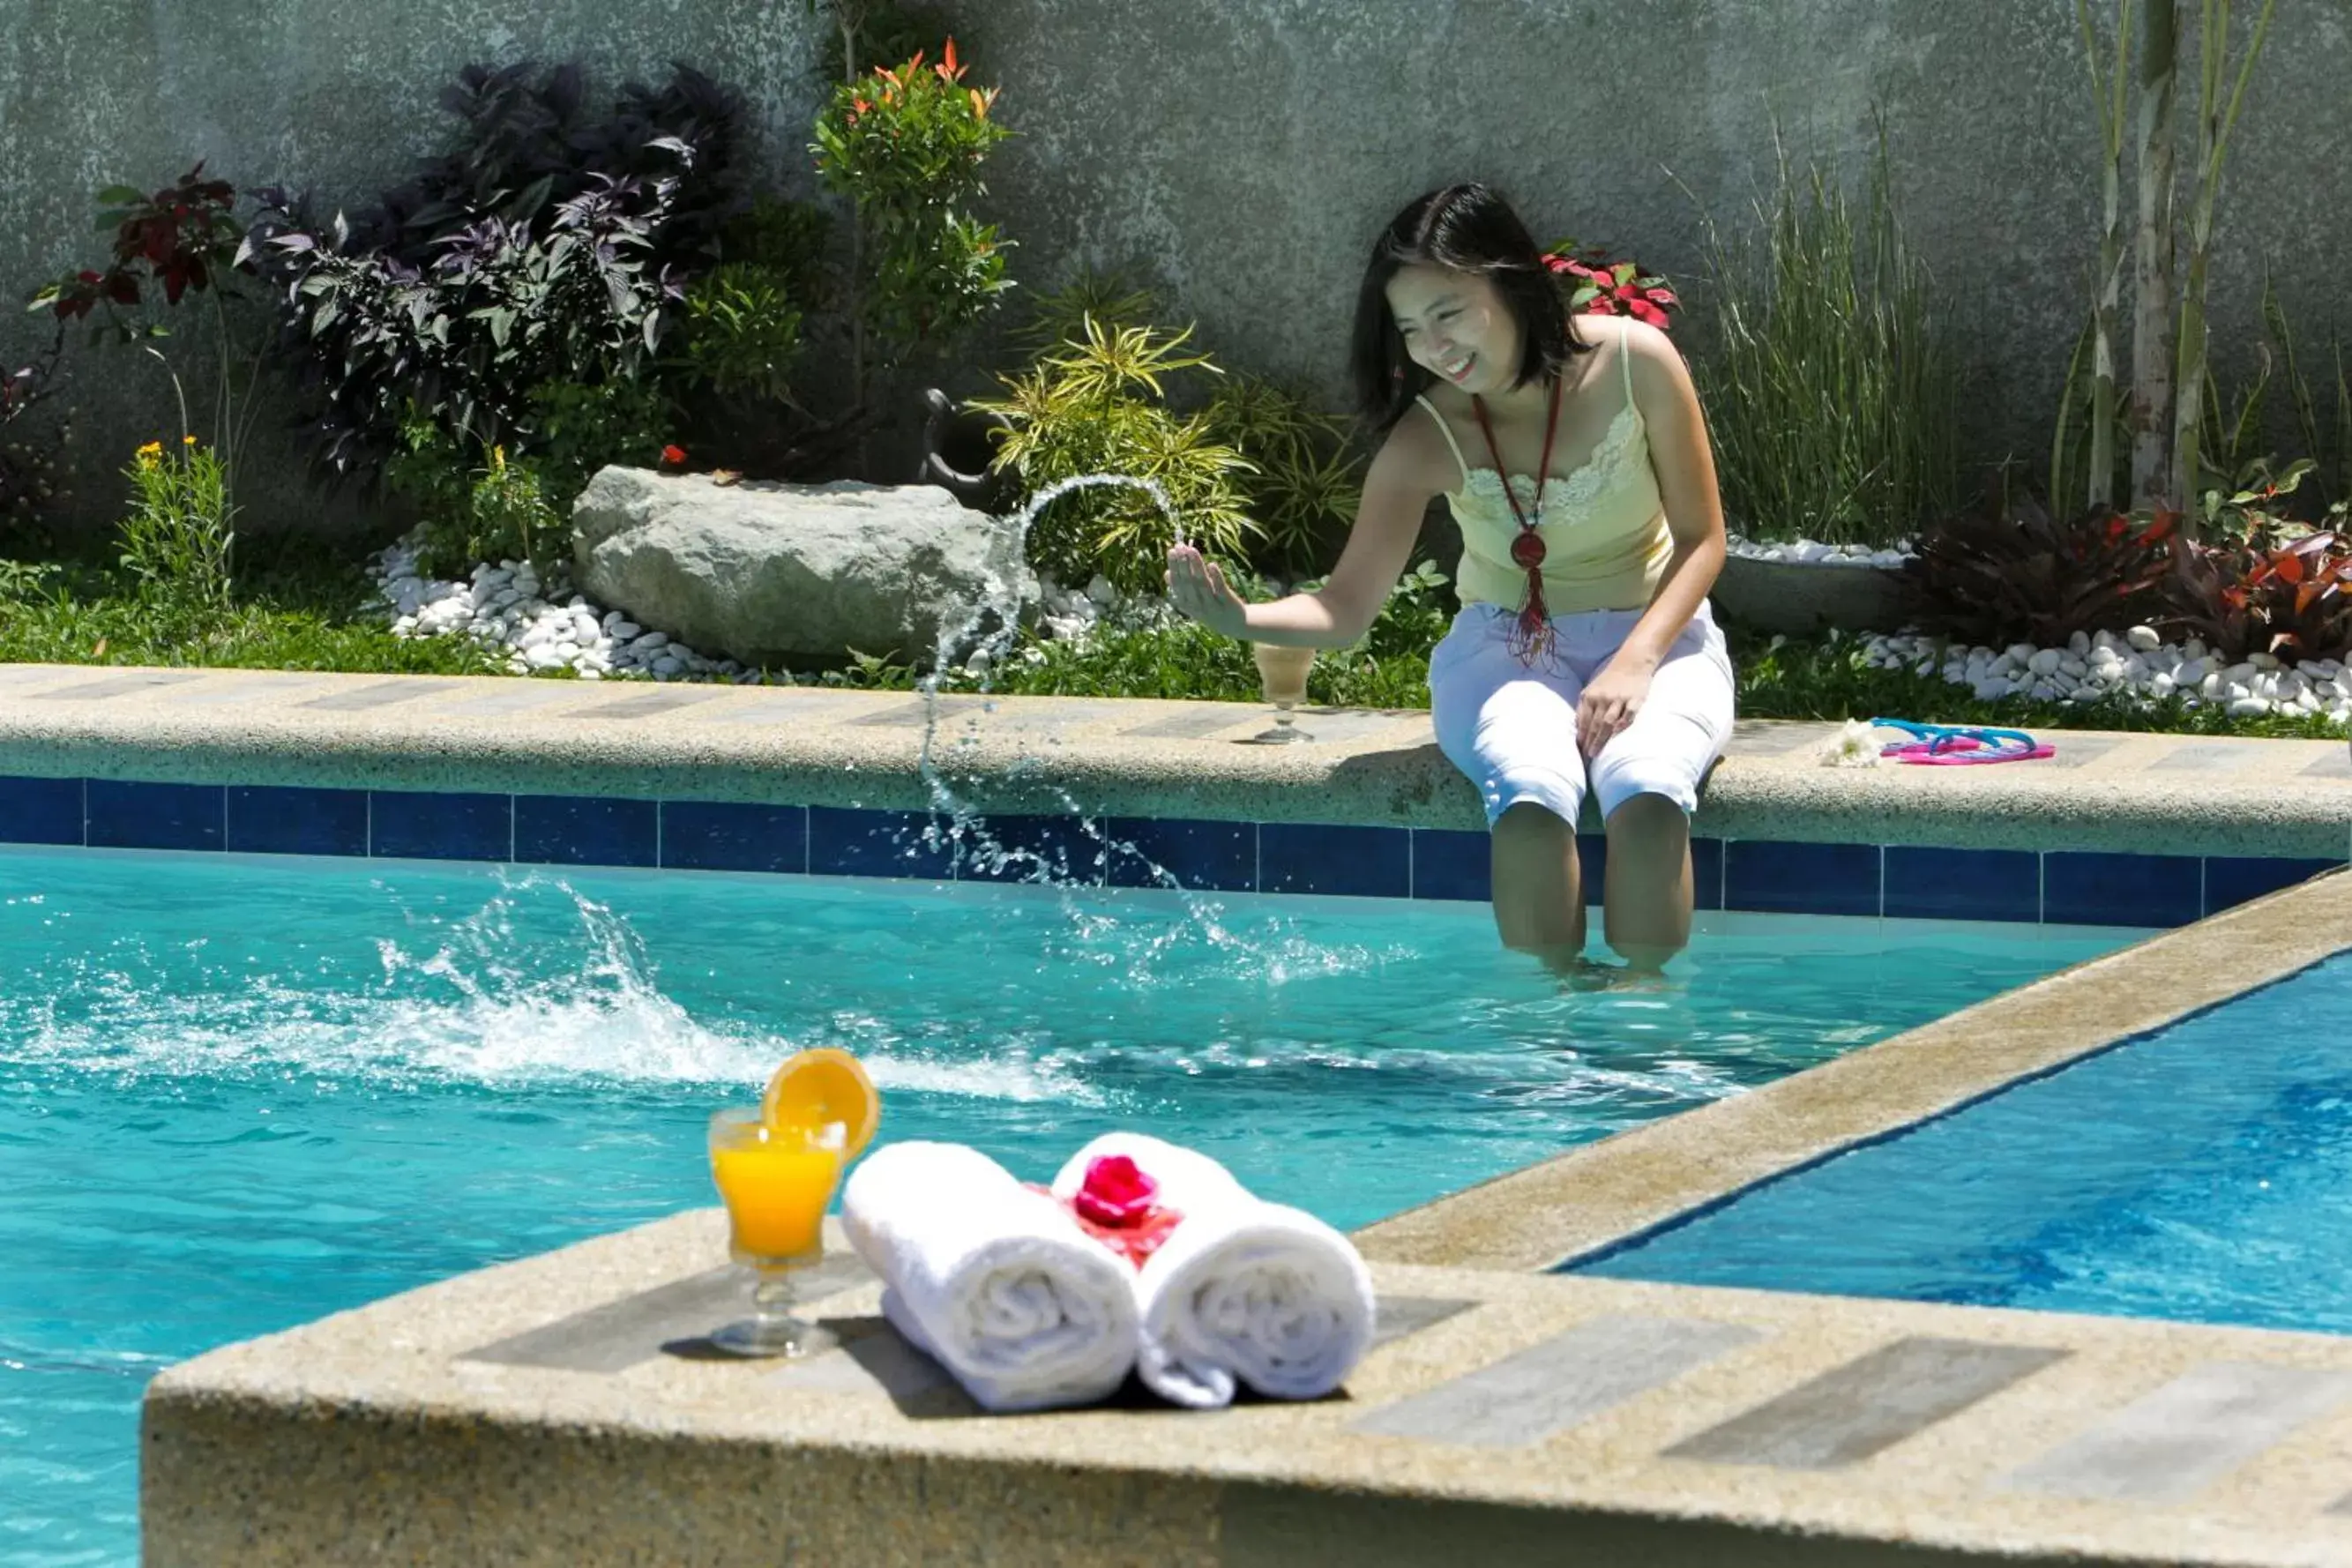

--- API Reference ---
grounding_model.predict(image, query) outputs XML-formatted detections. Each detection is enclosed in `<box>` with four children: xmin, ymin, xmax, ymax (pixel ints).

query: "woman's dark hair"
<box><xmin>1350</xmin><ymin>183</ymin><xmax>1590</xmax><ymax>430</ymax></box>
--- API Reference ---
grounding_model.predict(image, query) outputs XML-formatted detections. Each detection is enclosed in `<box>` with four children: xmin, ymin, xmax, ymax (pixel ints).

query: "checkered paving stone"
<box><xmin>584</xmin><ymin>690</ymin><xmax>722</xmax><ymax>720</ymax></box>
<box><xmin>28</xmin><ymin>671</ymin><xmax>208</xmax><ymax>700</ymax></box>
<box><xmin>434</xmin><ymin>685</ymin><xmax>594</xmax><ymax>718</ymax></box>
<box><xmin>169</xmin><ymin>678</ymin><xmax>340</xmax><ymax>707</ymax></box>
<box><xmin>300</xmin><ymin>679</ymin><xmax>466</xmax><ymax>712</ymax></box>
<box><xmin>690</xmin><ymin>694</ymin><xmax>874</xmax><ymax>726</ymax></box>
<box><xmin>850</xmin><ymin>698</ymin><xmax>994</xmax><ymax>728</ymax></box>
<box><xmin>2147</xmin><ymin>744</ymin><xmax>2268</xmax><ymax>773</ymax></box>
<box><xmin>1122</xmin><ymin>711</ymin><xmax>1268</xmax><ymax>740</ymax></box>
<box><xmin>1353</xmin><ymin>1313</ymin><xmax>1763</xmax><ymax>1448</ymax></box>
<box><xmin>457</xmin><ymin>1252</ymin><xmax>879</xmax><ymax>1374</ymax></box>
<box><xmin>1661</xmin><ymin>1337</ymin><xmax>2070</xmax><ymax>1471</ymax></box>
<box><xmin>767</xmin><ymin>1293</ymin><xmax>1479</xmax><ymax>1403</ymax></box>
<box><xmin>2000</xmin><ymin>1361</ymin><xmax>2352</xmax><ymax>1505</ymax></box>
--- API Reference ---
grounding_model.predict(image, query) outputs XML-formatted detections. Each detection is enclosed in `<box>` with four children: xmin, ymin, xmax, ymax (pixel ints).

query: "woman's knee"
<box><xmin>1602</xmin><ymin>790</ymin><xmax>1689</xmax><ymax>852</ymax></box>
<box><xmin>1590</xmin><ymin>750</ymin><xmax>1702</xmax><ymax>820</ymax></box>
<box><xmin>1492</xmin><ymin>799</ymin><xmax>1577</xmax><ymax>856</ymax></box>
<box><xmin>1482</xmin><ymin>765</ymin><xmax>1587</xmax><ymax>828</ymax></box>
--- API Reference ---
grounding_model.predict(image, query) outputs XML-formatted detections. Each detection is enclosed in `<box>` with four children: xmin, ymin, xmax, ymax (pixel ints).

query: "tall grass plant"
<box><xmin>1682</xmin><ymin>119</ymin><xmax>1959</xmax><ymax>547</ymax></box>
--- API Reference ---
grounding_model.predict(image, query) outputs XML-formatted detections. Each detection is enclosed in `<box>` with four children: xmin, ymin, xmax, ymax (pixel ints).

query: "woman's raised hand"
<box><xmin>1164</xmin><ymin>544</ymin><xmax>1251</xmax><ymax>639</ymax></box>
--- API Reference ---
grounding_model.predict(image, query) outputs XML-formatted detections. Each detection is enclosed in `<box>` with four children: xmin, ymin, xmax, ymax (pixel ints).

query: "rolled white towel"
<box><xmin>840</xmin><ymin>1141</ymin><xmax>1139</xmax><ymax>1413</ymax></box>
<box><xmin>1051</xmin><ymin>1131</ymin><xmax>1376</xmax><ymax>1409</ymax></box>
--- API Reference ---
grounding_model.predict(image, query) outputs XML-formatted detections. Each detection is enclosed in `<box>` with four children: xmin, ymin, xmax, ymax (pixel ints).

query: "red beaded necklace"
<box><xmin>1468</xmin><ymin>371</ymin><xmax>1564</xmax><ymax>665</ymax></box>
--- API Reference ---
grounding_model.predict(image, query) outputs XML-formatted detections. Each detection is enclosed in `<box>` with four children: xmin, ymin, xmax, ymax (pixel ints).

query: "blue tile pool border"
<box><xmin>0</xmin><ymin>774</ymin><xmax>2341</xmax><ymax>924</ymax></box>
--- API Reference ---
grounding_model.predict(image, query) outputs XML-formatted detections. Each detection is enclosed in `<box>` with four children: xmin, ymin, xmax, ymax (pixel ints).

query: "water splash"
<box><xmin>875</xmin><ymin>468</ymin><xmax>1283</xmax><ymax>976</ymax></box>
<box><xmin>1</xmin><ymin>873</ymin><xmax>1106</xmax><ymax>1105</ymax></box>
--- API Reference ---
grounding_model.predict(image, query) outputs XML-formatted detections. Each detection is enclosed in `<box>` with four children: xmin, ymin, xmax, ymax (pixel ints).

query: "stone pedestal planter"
<box><xmin>1711</xmin><ymin>552</ymin><xmax>1909</xmax><ymax>636</ymax></box>
<box><xmin>571</xmin><ymin>467</ymin><xmax>1038</xmax><ymax>665</ymax></box>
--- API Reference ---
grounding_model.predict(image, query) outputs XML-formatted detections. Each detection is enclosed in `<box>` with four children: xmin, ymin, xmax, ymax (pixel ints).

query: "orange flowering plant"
<box><xmin>810</xmin><ymin>38</ymin><xmax>1013</xmax><ymax>362</ymax></box>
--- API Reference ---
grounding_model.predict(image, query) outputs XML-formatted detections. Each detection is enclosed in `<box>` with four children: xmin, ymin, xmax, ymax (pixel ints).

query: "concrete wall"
<box><xmin>3</xmin><ymin>0</ymin><xmax>2345</xmax><ymax>543</ymax></box>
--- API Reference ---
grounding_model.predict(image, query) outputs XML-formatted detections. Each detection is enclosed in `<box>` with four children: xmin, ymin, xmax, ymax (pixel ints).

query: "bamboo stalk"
<box><xmin>2169</xmin><ymin>0</ymin><xmax>2277</xmax><ymax>519</ymax></box>
<box><xmin>2052</xmin><ymin>311</ymin><xmax>2095</xmax><ymax>519</ymax></box>
<box><xmin>2335</xmin><ymin>340</ymin><xmax>2352</xmax><ymax>504</ymax></box>
<box><xmin>2263</xmin><ymin>271</ymin><xmax>2322</xmax><ymax>484</ymax></box>
<box><xmin>2078</xmin><ymin>0</ymin><xmax>2132</xmax><ymax>514</ymax></box>
<box><xmin>2129</xmin><ymin>0</ymin><xmax>2179</xmax><ymax>509</ymax></box>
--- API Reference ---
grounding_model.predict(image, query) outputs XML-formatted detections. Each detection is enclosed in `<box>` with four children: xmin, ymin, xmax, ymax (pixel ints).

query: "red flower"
<box><xmin>1071</xmin><ymin>1154</ymin><xmax>1158</xmax><ymax>1227</ymax></box>
<box><xmin>661</xmin><ymin>444</ymin><xmax>687</xmax><ymax>466</ymax></box>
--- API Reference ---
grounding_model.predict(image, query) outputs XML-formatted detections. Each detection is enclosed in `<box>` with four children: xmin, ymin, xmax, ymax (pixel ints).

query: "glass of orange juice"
<box><xmin>706</xmin><ymin>1107</ymin><xmax>847</xmax><ymax>1358</ymax></box>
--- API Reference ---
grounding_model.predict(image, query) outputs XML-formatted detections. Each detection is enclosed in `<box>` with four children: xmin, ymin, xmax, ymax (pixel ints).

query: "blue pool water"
<box><xmin>0</xmin><ymin>845</ymin><xmax>2132</xmax><ymax>1565</ymax></box>
<box><xmin>1577</xmin><ymin>952</ymin><xmax>2352</xmax><ymax>1337</ymax></box>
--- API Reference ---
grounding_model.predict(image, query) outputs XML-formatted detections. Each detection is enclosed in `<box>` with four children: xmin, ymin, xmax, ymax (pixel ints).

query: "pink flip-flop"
<box><xmin>1872</xmin><ymin>719</ymin><xmax>2056</xmax><ymax>765</ymax></box>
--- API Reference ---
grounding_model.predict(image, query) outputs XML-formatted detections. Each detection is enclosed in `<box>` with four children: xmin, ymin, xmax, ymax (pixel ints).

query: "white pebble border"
<box><xmin>1726</xmin><ymin>532</ymin><xmax>1913</xmax><ymax>570</ymax></box>
<box><xmin>367</xmin><ymin>536</ymin><xmax>1120</xmax><ymax>683</ymax></box>
<box><xmin>1849</xmin><ymin>624</ymin><xmax>2352</xmax><ymax>727</ymax></box>
<box><xmin>367</xmin><ymin>541</ymin><xmax>756</xmax><ymax>682</ymax></box>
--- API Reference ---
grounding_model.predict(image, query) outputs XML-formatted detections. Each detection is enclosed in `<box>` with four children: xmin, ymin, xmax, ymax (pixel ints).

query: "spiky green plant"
<box><xmin>974</xmin><ymin>316</ymin><xmax>1258</xmax><ymax>593</ymax></box>
<box><xmin>1008</xmin><ymin>265</ymin><xmax>1161</xmax><ymax>357</ymax></box>
<box><xmin>1199</xmin><ymin>374</ymin><xmax>1364</xmax><ymax>579</ymax></box>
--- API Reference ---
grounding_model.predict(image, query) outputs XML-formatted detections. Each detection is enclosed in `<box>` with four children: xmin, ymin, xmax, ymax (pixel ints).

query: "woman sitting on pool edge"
<box><xmin>1165</xmin><ymin>183</ymin><xmax>1735</xmax><ymax>972</ymax></box>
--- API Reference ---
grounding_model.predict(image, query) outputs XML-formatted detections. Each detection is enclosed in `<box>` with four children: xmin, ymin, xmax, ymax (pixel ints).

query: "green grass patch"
<box><xmin>5</xmin><ymin>541</ymin><xmax>2345</xmax><ymax>741</ymax></box>
<box><xmin>0</xmin><ymin>538</ymin><xmax>511</xmax><ymax>677</ymax></box>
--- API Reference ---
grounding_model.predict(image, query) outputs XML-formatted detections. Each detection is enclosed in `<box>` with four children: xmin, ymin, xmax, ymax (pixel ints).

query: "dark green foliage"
<box><xmin>241</xmin><ymin>61</ymin><xmax>744</xmax><ymax>480</ymax></box>
<box><xmin>1901</xmin><ymin>481</ymin><xmax>2175</xmax><ymax>647</ymax></box>
<box><xmin>676</xmin><ymin>264</ymin><xmax>805</xmax><ymax>403</ymax></box>
<box><xmin>0</xmin><ymin>327</ymin><xmax>73</xmax><ymax>555</ymax></box>
<box><xmin>351</xmin><ymin>62</ymin><xmax>746</xmax><ymax>273</ymax></box>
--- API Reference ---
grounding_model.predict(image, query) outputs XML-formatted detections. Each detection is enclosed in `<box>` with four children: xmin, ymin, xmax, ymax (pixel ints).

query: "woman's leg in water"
<box><xmin>1584</xmin><ymin>606</ymin><xmax>1736</xmax><ymax>968</ymax></box>
<box><xmin>1429</xmin><ymin>610</ymin><xmax>1594</xmax><ymax>973</ymax></box>
<box><xmin>1490</xmin><ymin>801</ymin><xmax>1585</xmax><ymax>970</ymax></box>
<box><xmin>1599</xmin><ymin>793</ymin><xmax>1692</xmax><ymax>969</ymax></box>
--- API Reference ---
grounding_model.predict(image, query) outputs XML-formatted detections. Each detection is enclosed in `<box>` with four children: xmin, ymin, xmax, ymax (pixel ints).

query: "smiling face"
<box><xmin>1385</xmin><ymin>263</ymin><xmax>1521</xmax><ymax>397</ymax></box>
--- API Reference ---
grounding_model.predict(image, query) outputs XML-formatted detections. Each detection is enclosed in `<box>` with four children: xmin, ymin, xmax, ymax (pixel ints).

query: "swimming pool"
<box><xmin>1572</xmin><ymin>949</ymin><xmax>2352</xmax><ymax>1337</ymax></box>
<box><xmin>0</xmin><ymin>841</ymin><xmax>2139</xmax><ymax>1567</ymax></box>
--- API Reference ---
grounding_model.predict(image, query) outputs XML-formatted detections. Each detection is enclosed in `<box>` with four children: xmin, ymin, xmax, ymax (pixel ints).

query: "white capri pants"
<box><xmin>1428</xmin><ymin>600</ymin><xmax>1736</xmax><ymax>828</ymax></box>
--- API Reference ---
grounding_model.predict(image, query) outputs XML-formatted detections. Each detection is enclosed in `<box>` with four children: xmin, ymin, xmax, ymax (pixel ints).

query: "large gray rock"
<box><xmin>571</xmin><ymin>468</ymin><xmax>1038</xmax><ymax>665</ymax></box>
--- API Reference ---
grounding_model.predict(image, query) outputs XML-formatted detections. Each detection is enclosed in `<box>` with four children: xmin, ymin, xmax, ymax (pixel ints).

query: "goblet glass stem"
<box><xmin>1251</xmin><ymin>643</ymin><xmax>1315</xmax><ymax>744</ymax></box>
<box><xmin>712</xmin><ymin>1259</ymin><xmax>836</xmax><ymax>1359</ymax></box>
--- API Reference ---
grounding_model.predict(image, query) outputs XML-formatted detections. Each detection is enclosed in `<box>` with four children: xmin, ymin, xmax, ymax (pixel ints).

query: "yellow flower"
<box><xmin>137</xmin><ymin>441</ymin><xmax>162</xmax><ymax>458</ymax></box>
<box><xmin>182</xmin><ymin>434</ymin><xmax>198</xmax><ymax>446</ymax></box>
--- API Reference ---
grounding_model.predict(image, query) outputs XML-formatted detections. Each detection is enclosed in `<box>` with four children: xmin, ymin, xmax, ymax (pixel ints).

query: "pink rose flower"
<box><xmin>1072</xmin><ymin>1154</ymin><xmax>1159</xmax><ymax>1227</ymax></box>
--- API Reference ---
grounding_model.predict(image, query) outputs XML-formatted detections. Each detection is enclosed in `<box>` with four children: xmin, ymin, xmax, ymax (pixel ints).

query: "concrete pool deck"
<box><xmin>7</xmin><ymin>662</ymin><xmax>2352</xmax><ymax>1563</ymax></box>
<box><xmin>139</xmin><ymin>871</ymin><xmax>2352</xmax><ymax>1567</ymax></box>
<box><xmin>1</xmin><ymin>659</ymin><xmax>2348</xmax><ymax>859</ymax></box>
